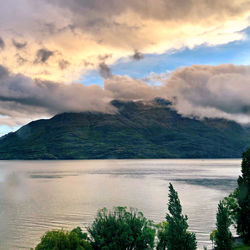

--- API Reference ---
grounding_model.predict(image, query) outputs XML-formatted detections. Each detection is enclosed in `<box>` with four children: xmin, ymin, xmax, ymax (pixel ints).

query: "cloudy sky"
<box><xmin>1</xmin><ymin>0</ymin><xmax>250</xmax><ymax>135</ymax></box>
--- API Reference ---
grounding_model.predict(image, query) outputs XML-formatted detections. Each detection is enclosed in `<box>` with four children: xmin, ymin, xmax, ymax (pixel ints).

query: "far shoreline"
<box><xmin>0</xmin><ymin>158</ymin><xmax>242</xmax><ymax>161</ymax></box>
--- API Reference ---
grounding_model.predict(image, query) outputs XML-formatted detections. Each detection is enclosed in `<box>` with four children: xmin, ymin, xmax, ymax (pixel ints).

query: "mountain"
<box><xmin>0</xmin><ymin>99</ymin><xmax>249</xmax><ymax>159</ymax></box>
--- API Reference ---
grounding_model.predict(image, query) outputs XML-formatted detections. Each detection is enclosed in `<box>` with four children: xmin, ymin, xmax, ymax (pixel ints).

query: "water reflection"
<box><xmin>172</xmin><ymin>178</ymin><xmax>237</xmax><ymax>191</ymax></box>
<box><xmin>0</xmin><ymin>159</ymin><xmax>241</xmax><ymax>249</ymax></box>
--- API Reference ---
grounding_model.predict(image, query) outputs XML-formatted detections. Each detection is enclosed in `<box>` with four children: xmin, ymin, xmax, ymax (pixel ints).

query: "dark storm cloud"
<box><xmin>132</xmin><ymin>50</ymin><xmax>144</xmax><ymax>61</ymax></box>
<box><xmin>12</xmin><ymin>39</ymin><xmax>27</xmax><ymax>49</ymax></box>
<box><xmin>34</xmin><ymin>49</ymin><xmax>54</xmax><ymax>64</ymax></box>
<box><xmin>98</xmin><ymin>62</ymin><xmax>112</xmax><ymax>79</ymax></box>
<box><xmin>0</xmin><ymin>37</ymin><xmax>5</xmax><ymax>50</ymax></box>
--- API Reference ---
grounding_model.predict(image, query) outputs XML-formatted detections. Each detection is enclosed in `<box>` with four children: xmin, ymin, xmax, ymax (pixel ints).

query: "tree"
<box><xmin>156</xmin><ymin>222</ymin><xmax>168</xmax><ymax>250</ymax></box>
<box><xmin>222</xmin><ymin>189</ymin><xmax>239</xmax><ymax>229</ymax></box>
<box><xmin>165</xmin><ymin>183</ymin><xmax>197</xmax><ymax>250</ymax></box>
<box><xmin>210</xmin><ymin>229</ymin><xmax>217</xmax><ymax>249</ymax></box>
<box><xmin>214</xmin><ymin>201</ymin><xmax>232</xmax><ymax>250</ymax></box>
<box><xmin>87</xmin><ymin>206</ymin><xmax>155</xmax><ymax>250</ymax></box>
<box><xmin>237</xmin><ymin>148</ymin><xmax>250</xmax><ymax>243</ymax></box>
<box><xmin>35</xmin><ymin>227</ymin><xmax>92</xmax><ymax>250</ymax></box>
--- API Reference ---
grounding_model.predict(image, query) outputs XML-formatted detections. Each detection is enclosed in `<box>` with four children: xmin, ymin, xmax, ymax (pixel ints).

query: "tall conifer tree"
<box><xmin>165</xmin><ymin>183</ymin><xmax>197</xmax><ymax>250</ymax></box>
<box><xmin>214</xmin><ymin>201</ymin><xmax>232</xmax><ymax>250</ymax></box>
<box><xmin>237</xmin><ymin>148</ymin><xmax>250</xmax><ymax>243</ymax></box>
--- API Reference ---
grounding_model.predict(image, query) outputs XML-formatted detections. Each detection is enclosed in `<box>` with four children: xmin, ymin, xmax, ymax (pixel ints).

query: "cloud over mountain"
<box><xmin>1</xmin><ymin>63</ymin><xmax>250</xmax><ymax>127</ymax></box>
<box><xmin>162</xmin><ymin>64</ymin><xmax>250</xmax><ymax>123</ymax></box>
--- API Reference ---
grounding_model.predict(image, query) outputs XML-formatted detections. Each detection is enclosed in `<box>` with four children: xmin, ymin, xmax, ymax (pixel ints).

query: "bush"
<box><xmin>87</xmin><ymin>206</ymin><xmax>155</xmax><ymax>250</ymax></box>
<box><xmin>35</xmin><ymin>227</ymin><xmax>92</xmax><ymax>250</ymax></box>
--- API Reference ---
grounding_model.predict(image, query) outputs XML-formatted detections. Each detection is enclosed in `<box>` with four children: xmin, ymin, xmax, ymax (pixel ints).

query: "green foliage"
<box><xmin>71</xmin><ymin>227</ymin><xmax>88</xmax><ymax>241</ymax></box>
<box><xmin>210</xmin><ymin>229</ymin><xmax>217</xmax><ymax>249</ymax></box>
<box><xmin>232</xmin><ymin>244</ymin><xmax>250</xmax><ymax>250</ymax></box>
<box><xmin>87</xmin><ymin>206</ymin><xmax>155</xmax><ymax>250</ymax></box>
<box><xmin>222</xmin><ymin>189</ymin><xmax>239</xmax><ymax>229</ymax></box>
<box><xmin>155</xmin><ymin>222</ymin><xmax>169</xmax><ymax>250</ymax></box>
<box><xmin>0</xmin><ymin>100</ymin><xmax>250</xmax><ymax>160</ymax></box>
<box><xmin>165</xmin><ymin>183</ymin><xmax>197</xmax><ymax>250</ymax></box>
<box><xmin>35</xmin><ymin>228</ymin><xmax>92</xmax><ymax>250</ymax></box>
<box><xmin>237</xmin><ymin>148</ymin><xmax>250</xmax><ymax>244</ymax></box>
<box><xmin>214</xmin><ymin>201</ymin><xmax>232</xmax><ymax>250</ymax></box>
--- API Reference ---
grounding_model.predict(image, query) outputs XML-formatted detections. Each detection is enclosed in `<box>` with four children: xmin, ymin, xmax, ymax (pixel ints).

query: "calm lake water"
<box><xmin>0</xmin><ymin>159</ymin><xmax>241</xmax><ymax>249</ymax></box>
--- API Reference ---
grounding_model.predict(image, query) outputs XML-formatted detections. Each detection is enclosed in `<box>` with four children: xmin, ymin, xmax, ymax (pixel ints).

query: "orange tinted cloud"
<box><xmin>0</xmin><ymin>0</ymin><xmax>250</xmax><ymax>81</ymax></box>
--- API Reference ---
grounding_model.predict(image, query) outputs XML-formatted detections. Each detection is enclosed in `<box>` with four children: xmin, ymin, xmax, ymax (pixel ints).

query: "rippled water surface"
<box><xmin>0</xmin><ymin>159</ymin><xmax>241</xmax><ymax>249</ymax></box>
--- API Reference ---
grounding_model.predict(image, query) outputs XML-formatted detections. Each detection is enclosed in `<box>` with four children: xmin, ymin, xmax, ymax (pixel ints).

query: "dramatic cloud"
<box><xmin>104</xmin><ymin>64</ymin><xmax>250</xmax><ymax>126</ymax></box>
<box><xmin>1</xmin><ymin>63</ymin><xmax>250</xmax><ymax>128</ymax></box>
<box><xmin>0</xmin><ymin>37</ymin><xmax>5</xmax><ymax>50</ymax></box>
<box><xmin>58</xmin><ymin>59</ymin><xmax>70</xmax><ymax>70</ymax></box>
<box><xmin>132</xmin><ymin>50</ymin><xmax>144</xmax><ymax>61</ymax></box>
<box><xmin>162</xmin><ymin>64</ymin><xmax>250</xmax><ymax>123</ymax></box>
<box><xmin>104</xmin><ymin>75</ymin><xmax>158</xmax><ymax>100</ymax></box>
<box><xmin>98</xmin><ymin>62</ymin><xmax>112</xmax><ymax>79</ymax></box>
<box><xmin>0</xmin><ymin>64</ymin><xmax>115</xmax><ymax>126</ymax></box>
<box><xmin>12</xmin><ymin>39</ymin><xmax>27</xmax><ymax>49</ymax></box>
<box><xmin>35</xmin><ymin>49</ymin><xmax>54</xmax><ymax>64</ymax></box>
<box><xmin>0</xmin><ymin>0</ymin><xmax>250</xmax><ymax>81</ymax></box>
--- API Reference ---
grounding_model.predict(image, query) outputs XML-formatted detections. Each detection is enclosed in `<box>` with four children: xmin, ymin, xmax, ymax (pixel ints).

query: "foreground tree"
<box><xmin>214</xmin><ymin>201</ymin><xmax>232</xmax><ymax>250</ymax></box>
<box><xmin>210</xmin><ymin>229</ymin><xmax>217</xmax><ymax>249</ymax></box>
<box><xmin>222</xmin><ymin>189</ymin><xmax>239</xmax><ymax>229</ymax></box>
<box><xmin>35</xmin><ymin>227</ymin><xmax>92</xmax><ymax>250</ymax></box>
<box><xmin>165</xmin><ymin>183</ymin><xmax>197</xmax><ymax>250</ymax></box>
<box><xmin>237</xmin><ymin>148</ymin><xmax>250</xmax><ymax>243</ymax></box>
<box><xmin>156</xmin><ymin>222</ymin><xmax>169</xmax><ymax>250</ymax></box>
<box><xmin>87</xmin><ymin>206</ymin><xmax>155</xmax><ymax>250</ymax></box>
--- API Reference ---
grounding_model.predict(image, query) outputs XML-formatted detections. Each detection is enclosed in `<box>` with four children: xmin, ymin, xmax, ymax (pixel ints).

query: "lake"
<box><xmin>0</xmin><ymin>159</ymin><xmax>241</xmax><ymax>249</ymax></box>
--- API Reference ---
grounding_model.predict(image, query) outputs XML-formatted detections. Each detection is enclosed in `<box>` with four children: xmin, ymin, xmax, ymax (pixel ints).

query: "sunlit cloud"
<box><xmin>0</xmin><ymin>0</ymin><xmax>250</xmax><ymax>82</ymax></box>
<box><xmin>1</xmin><ymin>63</ymin><xmax>250</xmax><ymax>129</ymax></box>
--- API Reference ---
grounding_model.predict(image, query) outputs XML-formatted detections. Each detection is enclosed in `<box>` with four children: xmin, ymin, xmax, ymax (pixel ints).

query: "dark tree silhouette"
<box><xmin>237</xmin><ymin>148</ymin><xmax>250</xmax><ymax>243</ymax></box>
<box><xmin>165</xmin><ymin>183</ymin><xmax>197</xmax><ymax>250</ymax></box>
<box><xmin>214</xmin><ymin>201</ymin><xmax>232</xmax><ymax>250</ymax></box>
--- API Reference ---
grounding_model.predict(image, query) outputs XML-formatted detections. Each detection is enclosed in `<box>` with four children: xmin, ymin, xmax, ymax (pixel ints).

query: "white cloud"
<box><xmin>0</xmin><ymin>0</ymin><xmax>250</xmax><ymax>82</ymax></box>
<box><xmin>1</xmin><ymin>63</ymin><xmax>250</xmax><ymax>128</ymax></box>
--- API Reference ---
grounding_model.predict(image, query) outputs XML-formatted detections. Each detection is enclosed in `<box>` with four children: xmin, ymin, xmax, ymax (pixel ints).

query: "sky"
<box><xmin>1</xmin><ymin>0</ymin><xmax>250</xmax><ymax>136</ymax></box>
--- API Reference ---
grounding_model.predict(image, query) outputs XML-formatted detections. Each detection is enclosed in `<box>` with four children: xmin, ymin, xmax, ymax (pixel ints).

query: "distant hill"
<box><xmin>0</xmin><ymin>99</ymin><xmax>249</xmax><ymax>159</ymax></box>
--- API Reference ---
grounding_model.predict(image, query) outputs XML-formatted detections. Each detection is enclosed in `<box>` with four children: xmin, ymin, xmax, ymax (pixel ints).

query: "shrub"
<box><xmin>87</xmin><ymin>206</ymin><xmax>155</xmax><ymax>250</ymax></box>
<box><xmin>35</xmin><ymin>227</ymin><xmax>92</xmax><ymax>250</ymax></box>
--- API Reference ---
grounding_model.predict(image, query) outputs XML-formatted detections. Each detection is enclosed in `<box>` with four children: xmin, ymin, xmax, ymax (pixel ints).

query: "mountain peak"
<box><xmin>0</xmin><ymin>99</ymin><xmax>249</xmax><ymax>160</ymax></box>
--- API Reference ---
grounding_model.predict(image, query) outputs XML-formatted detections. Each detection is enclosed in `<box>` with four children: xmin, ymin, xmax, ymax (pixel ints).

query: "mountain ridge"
<box><xmin>0</xmin><ymin>99</ymin><xmax>249</xmax><ymax>160</ymax></box>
